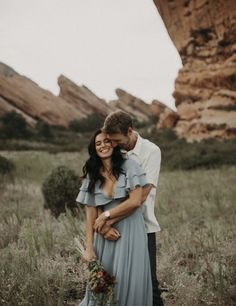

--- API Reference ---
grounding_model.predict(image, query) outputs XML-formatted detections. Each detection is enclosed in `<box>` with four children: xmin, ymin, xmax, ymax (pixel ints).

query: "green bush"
<box><xmin>149</xmin><ymin>129</ymin><xmax>236</xmax><ymax>170</ymax></box>
<box><xmin>36</xmin><ymin>121</ymin><xmax>53</xmax><ymax>140</ymax></box>
<box><xmin>0</xmin><ymin>155</ymin><xmax>15</xmax><ymax>175</ymax></box>
<box><xmin>0</xmin><ymin>111</ymin><xmax>32</xmax><ymax>139</ymax></box>
<box><xmin>69</xmin><ymin>113</ymin><xmax>105</xmax><ymax>133</ymax></box>
<box><xmin>42</xmin><ymin>166</ymin><xmax>81</xmax><ymax>217</ymax></box>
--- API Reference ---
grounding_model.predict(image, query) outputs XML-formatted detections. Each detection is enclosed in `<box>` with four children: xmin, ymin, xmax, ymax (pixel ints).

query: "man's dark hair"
<box><xmin>102</xmin><ymin>111</ymin><xmax>133</xmax><ymax>135</ymax></box>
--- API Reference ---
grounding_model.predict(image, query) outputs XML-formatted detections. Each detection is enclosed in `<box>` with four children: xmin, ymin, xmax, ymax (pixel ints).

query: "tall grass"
<box><xmin>0</xmin><ymin>151</ymin><xmax>235</xmax><ymax>305</ymax></box>
<box><xmin>156</xmin><ymin>167</ymin><xmax>236</xmax><ymax>305</ymax></box>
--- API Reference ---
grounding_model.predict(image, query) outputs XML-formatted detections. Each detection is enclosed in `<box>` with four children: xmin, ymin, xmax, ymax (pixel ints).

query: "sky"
<box><xmin>0</xmin><ymin>0</ymin><xmax>182</xmax><ymax>109</ymax></box>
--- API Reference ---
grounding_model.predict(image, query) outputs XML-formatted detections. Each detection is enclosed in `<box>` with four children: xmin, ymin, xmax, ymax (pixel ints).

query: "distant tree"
<box><xmin>0</xmin><ymin>111</ymin><xmax>32</xmax><ymax>139</ymax></box>
<box><xmin>36</xmin><ymin>120</ymin><xmax>53</xmax><ymax>140</ymax></box>
<box><xmin>69</xmin><ymin>113</ymin><xmax>105</xmax><ymax>133</ymax></box>
<box><xmin>42</xmin><ymin>166</ymin><xmax>81</xmax><ymax>217</ymax></box>
<box><xmin>0</xmin><ymin>155</ymin><xmax>15</xmax><ymax>175</ymax></box>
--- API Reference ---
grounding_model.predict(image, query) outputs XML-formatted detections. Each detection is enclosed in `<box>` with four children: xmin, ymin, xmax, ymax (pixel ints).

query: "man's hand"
<box><xmin>94</xmin><ymin>213</ymin><xmax>106</xmax><ymax>232</ymax></box>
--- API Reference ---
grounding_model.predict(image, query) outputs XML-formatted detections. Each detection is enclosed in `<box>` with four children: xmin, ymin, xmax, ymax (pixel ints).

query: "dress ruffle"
<box><xmin>76</xmin><ymin>158</ymin><xmax>148</xmax><ymax>207</ymax></box>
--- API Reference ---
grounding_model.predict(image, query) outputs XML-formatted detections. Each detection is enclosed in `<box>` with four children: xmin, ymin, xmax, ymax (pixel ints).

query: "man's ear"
<box><xmin>127</xmin><ymin>127</ymin><xmax>133</xmax><ymax>136</ymax></box>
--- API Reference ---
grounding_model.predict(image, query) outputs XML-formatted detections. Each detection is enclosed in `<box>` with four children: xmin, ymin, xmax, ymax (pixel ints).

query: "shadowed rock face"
<box><xmin>58</xmin><ymin>75</ymin><xmax>115</xmax><ymax>117</ymax></box>
<box><xmin>110</xmin><ymin>89</ymin><xmax>175</xmax><ymax>123</ymax></box>
<box><xmin>153</xmin><ymin>0</ymin><xmax>236</xmax><ymax>141</ymax></box>
<box><xmin>0</xmin><ymin>62</ymin><xmax>84</xmax><ymax>127</ymax></box>
<box><xmin>0</xmin><ymin>63</ymin><xmax>171</xmax><ymax>128</ymax></box>
<box><xmin>110</xmin><ymin>89</ymin><xmax>153</xmax><ymax>122</ymax></box>
<box><xmin>0</xmin><ymin>63</ymin><xmax>117</xmax><ymax>128</ymax></box>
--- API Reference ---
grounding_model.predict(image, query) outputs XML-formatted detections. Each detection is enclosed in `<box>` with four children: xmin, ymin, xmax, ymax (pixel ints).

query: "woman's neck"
<box><xmin>102</xmin><ymin>158</ymin><xmax>112</xmax><ymax>173</ymax></box>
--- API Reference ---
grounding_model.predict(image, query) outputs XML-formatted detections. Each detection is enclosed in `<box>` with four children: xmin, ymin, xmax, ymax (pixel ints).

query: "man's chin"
<box><xmin>120</xmin><ymin>146</ymin><xmax>129</xmax><ymax>151</ymax></box>
<box><xmin>118</xmin><ymin>144</ymin><xmax>126</xmax><ymax>149</ymax></box>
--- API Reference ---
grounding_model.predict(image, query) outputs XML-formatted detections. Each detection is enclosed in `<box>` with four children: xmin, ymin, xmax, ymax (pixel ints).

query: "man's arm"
<box><xmin>94</xmin><ymin>187</ymin><xmax>145</xmax><ymax>232</ymax></box>
<box><xmin>141</xmin><ymin>184</ymin><xmax>153</xmax><ymax>203</ymax></box>
<box><xmin>106</xmin><ymin>184</ymin><xmax>153</xmax><ymax>227</ymax></box>
<box><xmin>105</xmin><ymin>146</ymin><xmax>161</xmax><ymax>226</ymax></box>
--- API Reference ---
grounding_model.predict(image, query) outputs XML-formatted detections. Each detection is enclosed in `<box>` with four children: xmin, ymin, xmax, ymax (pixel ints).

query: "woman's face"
<box><xmin>95</xmin><ymin>132</ymin><xmax>113</xmax><ymax>159</ymax></box>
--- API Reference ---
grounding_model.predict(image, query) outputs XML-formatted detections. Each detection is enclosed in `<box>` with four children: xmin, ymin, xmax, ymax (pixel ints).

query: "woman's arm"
<box><xmin>83</xmin><ymin>206</ymin><xmax>97</xmax><ymax>261</ymax></box>
<box><xmin>94</xmin><ymin>187</ymin><xmax>142</xmax><ymax>232</ymax></box>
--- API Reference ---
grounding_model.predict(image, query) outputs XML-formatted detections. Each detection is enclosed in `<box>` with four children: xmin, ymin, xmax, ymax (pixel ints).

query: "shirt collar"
<box><xmin>127</xmin><ymin>132</ymin><xmax>142</xmax><ymax>156</ymax></box>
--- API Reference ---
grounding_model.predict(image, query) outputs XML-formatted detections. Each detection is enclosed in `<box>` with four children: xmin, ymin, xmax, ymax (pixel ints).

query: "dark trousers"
<box><xmin>147</xmin><ymin>233</ymin><xmax>164</xmax><ymax>306</ymax></box>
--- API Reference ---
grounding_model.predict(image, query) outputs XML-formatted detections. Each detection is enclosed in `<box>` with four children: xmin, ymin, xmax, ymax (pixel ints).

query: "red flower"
<box><xmin>86</xmin><ymin>259</ymin><xmax>116</xmax><ymax>304</ymax></box>
<box><xmin>96</xmin><ymin>271</ymin><xmax>104</xmax><ymax>278</ymax></box>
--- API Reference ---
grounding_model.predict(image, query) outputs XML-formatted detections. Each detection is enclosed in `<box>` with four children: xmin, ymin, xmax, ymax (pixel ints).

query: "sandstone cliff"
<box><xmin>0</xmin><ymin>63</ymin><xmax>170</xmax><ymax>128</ymax></box>
<box><xmin>0</xmin><ymin>63</ymin><xmax>84</xmax><ymax>127</ymax></box>
<box><xmin>110</xmin><ymin>89</ymin><xmax>174</xmax><ymax>123</ymax></box>
<box><xmin>58</xmin><ymin>75</ymin><xmax>115</xmax><ymax>117</ymax></box>
<box><xmin>154</xmin><ymin>0</ymin><xmax>236</xmax><ymax>141</ymax></box>
<box><xmin>0</xmin><ymin>63</ymin><xmax>115</xmax><ymax>128</ymax></box>
<box><xmin>110</xmin><ymin>89</ymin><xmax>153</xmax><ymax>122</ymax></box>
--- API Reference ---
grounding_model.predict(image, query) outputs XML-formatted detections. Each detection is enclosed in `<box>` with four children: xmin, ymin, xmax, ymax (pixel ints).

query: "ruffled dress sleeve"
<box><xmin>76</xmin><ymin>175</ymin><xmax>113</xmax><ymax>206</ymax></box>
<box><xmin>76</xmin><ymin>159</ymin><xmax>148</xmax><ymax>205</ymax></box>
<box><xmin>76</xmin><ymin>176</ymin><xmax>95</xmax><ymax>206</ymax></box>
<box><xmin>122</xmin><ymin>158</ymin><xmax>148</xmax><ymax>192</ymax></box>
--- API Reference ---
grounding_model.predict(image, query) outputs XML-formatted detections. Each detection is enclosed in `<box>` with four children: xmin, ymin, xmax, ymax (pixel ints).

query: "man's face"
<box><xmin>107</xmin><ymin>132</ymin><xmax>132</xmax><ymax>150</ymax></box>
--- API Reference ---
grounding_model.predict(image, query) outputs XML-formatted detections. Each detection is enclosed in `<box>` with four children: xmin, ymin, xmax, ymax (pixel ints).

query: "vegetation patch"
<box><xmin>42</xmin><ymin>166</ymin><xmax>81</xmax><ymax>217</ymax></box>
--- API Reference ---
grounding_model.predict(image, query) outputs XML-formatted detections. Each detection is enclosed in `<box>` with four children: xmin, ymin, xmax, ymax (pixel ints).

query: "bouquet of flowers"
<box><xmin>74</xmin><ymin>237</ymin><xmax>117</xmax><ymax>305</ymax></box>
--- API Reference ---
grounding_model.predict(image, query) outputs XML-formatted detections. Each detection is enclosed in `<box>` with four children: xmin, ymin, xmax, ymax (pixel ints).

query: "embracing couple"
<box><xmin>76</xmin><ymin>111</ymin><xmax>164</xmax><ymax>306</ymax></box>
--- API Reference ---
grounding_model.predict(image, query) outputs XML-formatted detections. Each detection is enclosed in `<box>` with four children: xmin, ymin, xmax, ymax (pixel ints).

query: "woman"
<box><xmin>76</xmin><ymin>129</ymin><xmax>152</xmax><ymax>306</ymax></box>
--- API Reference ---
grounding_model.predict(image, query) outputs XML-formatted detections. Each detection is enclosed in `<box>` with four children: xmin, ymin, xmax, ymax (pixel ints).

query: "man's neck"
<box><xmin>128</xmin><ymin>131</ymin><xmax>138</xmax><ymax>151</ymax></box>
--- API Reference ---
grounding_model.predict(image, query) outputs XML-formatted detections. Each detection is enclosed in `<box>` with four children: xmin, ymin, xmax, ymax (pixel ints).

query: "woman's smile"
<box><xmin>99</xmin><ymin>148</ymin><xmax>110</xmax><ymax>153</ymax></box>
<box><xmin>95</xmin><ymin>133</ymin><xmax>113</xmax><ymax>158</ymax></box>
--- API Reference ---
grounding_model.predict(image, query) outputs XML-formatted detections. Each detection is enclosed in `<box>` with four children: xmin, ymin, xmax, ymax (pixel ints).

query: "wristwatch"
<box><xmin>104</xmin><ymin>210</ymin><xmax>110</xmax><ymax>220</ymax></box>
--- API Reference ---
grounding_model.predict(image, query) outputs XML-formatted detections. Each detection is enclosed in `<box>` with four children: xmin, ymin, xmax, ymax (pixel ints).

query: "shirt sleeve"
<box><xmin>145</xmin><ymin>146</ymin><xmax>161</xmax><ymax>188</ymax></box>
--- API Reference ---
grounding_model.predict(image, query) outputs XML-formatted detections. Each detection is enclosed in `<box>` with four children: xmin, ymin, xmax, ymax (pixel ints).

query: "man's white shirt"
<box><xmin>126</xmin><ymin>133</ymin><xmax>161</xmax><ymax>233</ymax></box>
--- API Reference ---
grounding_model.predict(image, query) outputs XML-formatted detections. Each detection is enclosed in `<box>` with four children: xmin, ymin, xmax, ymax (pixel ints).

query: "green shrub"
<box><xmin>69</xmin><ymin>113</ymin><xmax>105</xmax><ymax>133</ymax></box>
<box><xmin>36</xmin><ymin>121</ymin><xmax>53</xmax><ymax>140</ymax></box>
<box><xmin>0</xmin><ymin>111</ymin><xmax>32</xmax><ymax>139</ymax></box>
<box><xmin>0</xmin><ymin>155</ymin><xmax>15</xmax><ymax>175</ymax></box>
<box><xmin>42</xmin><ymin>166</ymin><xmax>81</xmax><ymax>217</ymax></box>
<box><xmin>149</xmin><ymin>129</ymin><xmax>236</xmax><ymax>170</ymax></box>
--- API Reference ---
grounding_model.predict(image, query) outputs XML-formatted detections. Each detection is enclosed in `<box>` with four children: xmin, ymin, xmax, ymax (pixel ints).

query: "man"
<box><xmin>100</xmin><ymin>110</ymin><xmax>163</xmax><ymax>306</ymax></box>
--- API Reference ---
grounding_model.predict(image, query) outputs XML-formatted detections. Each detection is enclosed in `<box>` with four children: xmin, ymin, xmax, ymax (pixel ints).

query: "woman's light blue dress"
<box><xmin>76</xmin><ymin>158</ymin><xmax>152</xmax><ymax>306</ymax></box>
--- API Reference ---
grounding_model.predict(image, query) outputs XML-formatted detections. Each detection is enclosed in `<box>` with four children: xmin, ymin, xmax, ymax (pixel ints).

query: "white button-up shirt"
<box><xmin>127</xmin><ymin>133</ymin><xmax>161</xmax><ymax>233</ymax></box>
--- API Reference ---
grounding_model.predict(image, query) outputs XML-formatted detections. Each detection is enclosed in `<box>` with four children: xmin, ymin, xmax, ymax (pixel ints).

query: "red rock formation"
<box><xmin>58</xmin><ymin>75</ymin><xmax>115</xmax><ymax>117</ymax></box>
<box><xmin>150</xmin><ymin>100</ymin><xmax>167</xmax><ymax>117</ymax></box>
<box><xmin>153</xmin><ymin>0</ymin><xmax>236</xmax><ymax>141</ymax></box>
<box><xmin>0</xmin><ymin>96</ymin><xmax>37</xmax><ymax>126</ymax></box>
<box><xmin>157</xmin><ymin>109</ymin><xmax>179</xmax><ymax>129</ymax></box>
<box><xmin>110</xmin><ymin>89</ymin><xmax>154</xmax><ymax>122</ymax></box>
<box><xmin>0</xmin><ymin>63</ymin><xmax>170</xmax><ymax>129</ymax></box>
<box><xmin>0</xmin><ymin>63</ymin><xmax>84</xmax><ymax>127</ymax></box>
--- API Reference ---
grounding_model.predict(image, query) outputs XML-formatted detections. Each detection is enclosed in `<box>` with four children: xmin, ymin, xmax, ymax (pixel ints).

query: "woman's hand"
<box><xmin>83</xmin><ymin>248</ymin><xmax>96</xmax><ymax>262</ymax></box>
<box><xmin>95</xmin><ymin>222</ymin><xmax>121</xmax><ymax>241</ymax></box>
<box><xmin>104</xmin><ymin>228</ymin><xmax>121</xmax><ymax>241</ymax></box>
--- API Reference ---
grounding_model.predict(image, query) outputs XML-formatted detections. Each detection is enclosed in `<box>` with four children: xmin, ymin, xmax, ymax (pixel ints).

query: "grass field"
<box><xmin>0</xmin><ymin>151</ymin><xmax>235</xmax><ymax>306</ymax></box>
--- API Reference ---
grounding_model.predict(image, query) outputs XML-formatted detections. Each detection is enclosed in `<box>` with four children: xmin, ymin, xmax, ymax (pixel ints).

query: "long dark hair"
<box><xmin>82</xmin><ymin>129</ymin><xmax>125</xmax><ymax>192</ymax></box>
